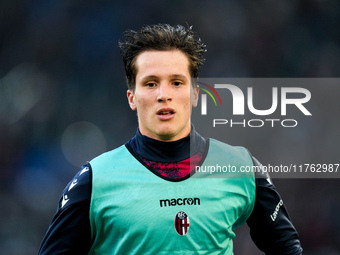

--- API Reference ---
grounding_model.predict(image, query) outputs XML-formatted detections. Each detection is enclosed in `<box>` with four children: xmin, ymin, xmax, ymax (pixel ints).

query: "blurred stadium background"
<box><xmin>1</xmin><ymin>0</ymin><xmax>339</xmax><ymax>254</ymax></box>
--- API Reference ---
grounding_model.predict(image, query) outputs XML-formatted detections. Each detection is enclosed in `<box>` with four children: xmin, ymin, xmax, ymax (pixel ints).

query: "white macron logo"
<box><xmin>270</xmin><ymin>199</ymin><xmax>284</xmax><ymax>221</ymax></box>
<box><xmin>80</xmin><ymin>167</ymin><xmax>89</xmax><ymax>175</ymax></box>
<box><xmin>61</xmin><ymin>194</ymin><xmax>69</xmax><ymax>208</ymax></box>
<box><xmin>68</xmin><ymin>179</ymin><xmax>78</xmax><ymax>191</ymax></box>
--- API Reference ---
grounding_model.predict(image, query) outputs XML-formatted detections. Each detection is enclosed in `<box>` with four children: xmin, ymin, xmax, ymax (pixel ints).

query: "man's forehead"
<box><xmin>134</xmin><ymin>50</ymin><xmax>191</xmax><ymax>79</ymax></box>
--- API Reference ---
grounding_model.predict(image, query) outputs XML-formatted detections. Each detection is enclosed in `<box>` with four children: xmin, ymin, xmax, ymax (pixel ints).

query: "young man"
<box><xmin>39</xmin><ymin>24</ymin><xmax>303</xmax><ymax>254</ymax></box>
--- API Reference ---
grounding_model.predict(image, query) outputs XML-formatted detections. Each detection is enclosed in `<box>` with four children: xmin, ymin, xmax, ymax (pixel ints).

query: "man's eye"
<box><xmin>146</xmin><ymin>82</ymin><xmax>157</xmax><ymax>87</ymax></box>
<box><xmin>173</xmin><ymin>81</ymin><xmax>183</xmax><ymax>86</ymax></box>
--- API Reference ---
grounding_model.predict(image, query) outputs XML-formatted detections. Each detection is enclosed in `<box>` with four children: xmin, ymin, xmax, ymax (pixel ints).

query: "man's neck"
<box><xmin>127</xmin><ymin>125</ymin><xmax>206</xmax><ymax>162</ymax></box>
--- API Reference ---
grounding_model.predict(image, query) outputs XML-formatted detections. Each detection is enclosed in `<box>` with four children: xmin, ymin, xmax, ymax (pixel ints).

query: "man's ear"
<box><xmin>192</xmin><ymin>87</ymin><xmax>199</xmax><ymax>107</ymax></box>
<box><xmin>127</xmin><ymin>90</ymin><xmax>137</xmax><ymax>110</ymax></box>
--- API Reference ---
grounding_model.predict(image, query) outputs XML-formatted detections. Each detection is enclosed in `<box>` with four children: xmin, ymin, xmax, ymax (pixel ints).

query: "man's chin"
<box><xmin>154</xmin><ymin>130</ymin><xmax>177</xmax><ymax>141</ymax></box>
<box><xmin>153</xmin><ymin>126</ymin><xmax>190</xmax><ymax>142</ymax></box>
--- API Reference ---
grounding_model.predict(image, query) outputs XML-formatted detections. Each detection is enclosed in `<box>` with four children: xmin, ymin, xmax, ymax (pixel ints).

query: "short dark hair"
<box><xmin>118</xmin><ymin>24</ymin><xmax>207</xmax><ymax>90</ymax></box>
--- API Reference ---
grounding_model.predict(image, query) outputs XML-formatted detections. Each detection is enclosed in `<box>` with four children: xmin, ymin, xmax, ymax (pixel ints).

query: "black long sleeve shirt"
<box><xmin>39</xmin><ymin>128</ymin><xmax>302</xmax><ymax>254</ymax></box>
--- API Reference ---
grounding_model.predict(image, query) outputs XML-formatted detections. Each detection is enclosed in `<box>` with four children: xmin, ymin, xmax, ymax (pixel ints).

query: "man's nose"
<box><xmin>157</xmin><ymin>83</ymin><xmax>172</xmax><ymax>102</ymax></box>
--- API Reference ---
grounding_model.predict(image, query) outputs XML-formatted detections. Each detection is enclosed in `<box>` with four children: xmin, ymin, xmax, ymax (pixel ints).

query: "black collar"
<box><xmin>126</xmin><ymin>126</ymin><xmax>206</xmax><ymax>162</ymax></box>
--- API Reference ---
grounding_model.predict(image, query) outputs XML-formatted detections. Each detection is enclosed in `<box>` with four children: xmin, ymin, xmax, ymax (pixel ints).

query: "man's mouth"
<box><xmin>157</xmin><ymin>108</ymin><xmax>175</xmax><ymax>116</ymax></box>
<box><xmin>158</xmin><ymin>110</ymin><xmax>173</xmax><ymax>115</ymax></box>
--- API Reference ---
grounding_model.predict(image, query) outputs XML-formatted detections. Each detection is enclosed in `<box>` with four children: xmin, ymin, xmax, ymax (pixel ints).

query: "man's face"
<box><xmin>127</xmin><ymin>50</ymin><xmax>199</xmax><ymax>141</ymax></box>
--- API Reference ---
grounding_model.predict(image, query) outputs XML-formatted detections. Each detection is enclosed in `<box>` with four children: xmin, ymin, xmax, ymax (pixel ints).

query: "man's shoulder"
<box><xmin>206</xmin><ymin>137</ymin><xmax>254</xmax><ymax>164</ymax></box>
<box><xmin>208</xmin><ymin>137</ymin><xmax>249</xmax><ymax>152</ymax></box>
<box><xmin>89</xmin><ymin>144</ymin><xmax>132</xmax><ymax>170</ymax></box>
<box><xmin>90</xmin><ymin>144</ymin><xmax>127</xmax><ymax>161</ymax></box>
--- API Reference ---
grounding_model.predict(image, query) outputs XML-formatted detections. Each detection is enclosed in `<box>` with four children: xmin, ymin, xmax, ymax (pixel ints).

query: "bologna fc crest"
<box><xmin>174</xmin><ymin>211</ymin><xmax>190</xmax><ymax>235</ymax></box>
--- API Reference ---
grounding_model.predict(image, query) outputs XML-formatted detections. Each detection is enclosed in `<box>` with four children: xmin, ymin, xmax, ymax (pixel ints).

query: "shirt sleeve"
<box><xmin>246</xmin><ymin>157</ymin><xmax>303</xmax><ymax>255</ymax></box>
<box><xmin>38</xmin><ymin>164</ymin><xmax>92</xmax><ymax>255</ymax></box>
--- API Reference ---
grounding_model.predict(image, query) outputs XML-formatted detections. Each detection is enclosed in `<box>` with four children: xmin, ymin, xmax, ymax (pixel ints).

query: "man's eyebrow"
<box><xmin>170</xmin><ymin>74</ymin><xmax>188</xmax><ymax>79</ymax></box>
<box><xmin>139</xmin><ymin>75</ymin><xmax>159</xmax><ymax>82</ymax></box>
<box><xmin>139</xmin><ymin>74</ymin><xmax>189</xmax><ymax>81</ymax></box>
